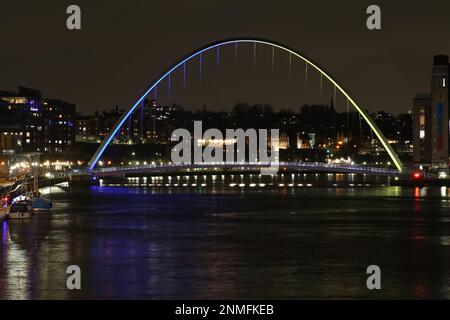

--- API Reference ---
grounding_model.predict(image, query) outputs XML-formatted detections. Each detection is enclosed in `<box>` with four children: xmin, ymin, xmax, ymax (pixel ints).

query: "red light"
<box><xmin>412</xmin><ymin>171</ymin><xmax>423</xmax><ymax>180</ymax></box>
<box><xmin>414</xmin><ymin>187</ymin><xmax>420</xmax><ymax>198</ymax></box>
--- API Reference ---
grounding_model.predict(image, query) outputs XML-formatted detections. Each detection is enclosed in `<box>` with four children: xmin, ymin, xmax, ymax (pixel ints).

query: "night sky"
<box><xmin>0</xmin><ymin>0</ymin><xmax>449</xmax><ymax>114</ymax></box>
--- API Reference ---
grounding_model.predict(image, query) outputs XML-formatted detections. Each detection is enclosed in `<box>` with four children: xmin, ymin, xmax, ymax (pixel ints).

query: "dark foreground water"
<box><xmin>2</xmin><ymin>173</ymin><xmax>450</xmax><ymax>299</ymax></box>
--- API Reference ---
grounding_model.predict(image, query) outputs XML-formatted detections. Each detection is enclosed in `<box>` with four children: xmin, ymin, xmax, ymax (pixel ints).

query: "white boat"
<box><xmin>8</xmin><ymin>202</ymin><xmax>32</xmax><ymax>219</ymax></box>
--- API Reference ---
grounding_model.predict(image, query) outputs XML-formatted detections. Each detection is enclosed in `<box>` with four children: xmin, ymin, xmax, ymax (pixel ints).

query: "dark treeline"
<box><xmin>167</xmin><ymin>101</ymin><xmax>412</xmax><ymax>143</ymax></box>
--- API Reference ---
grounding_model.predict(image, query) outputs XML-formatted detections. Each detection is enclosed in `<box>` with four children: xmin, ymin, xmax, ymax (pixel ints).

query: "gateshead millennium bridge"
<box><xmin>85</xmin><ymin>38</ymin><xmax>404</xmax><ymax>176</ymax></box>
<box><xmin>91</xmin><ymin>162</ymin><xmax>399</xmax><ymax>178</ymax></box>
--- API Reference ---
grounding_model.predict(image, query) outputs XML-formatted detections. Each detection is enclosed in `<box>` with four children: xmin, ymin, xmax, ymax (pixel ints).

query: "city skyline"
<box><xmin>0</xmin><ymin>83</ymin><xmax>413</xmax><ymax>155</ymax></box>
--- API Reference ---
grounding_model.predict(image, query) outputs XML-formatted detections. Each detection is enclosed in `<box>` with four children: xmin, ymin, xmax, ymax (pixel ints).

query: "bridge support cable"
<box><xmin>253</xmin><ymin>42</ymin><xmax>257</xmax><ymax>68</ymax></box>
<box><xmin>359</xmin><ymin>112</ymin><xmax>363</xmax><ymax>140</ymax></box>
<box><xmin>128</xmin><ymin>113</ymin><xmax>132</xmax><ymax>139</ymax></box>
<box><xmin>216</xmin><ymin>46</ymin><xmax>220</xmax><ymax>72</ymax></box>
<box><xmin>271</xmin><ymin>45</ymin><xmax>275</xmax><ymax>72</ymax></box>
<box><xmin>140</xmin><ymin>100</ymin><xmax>144</xmax><ymax>134</ymax></box>
<box><xmin>319</xmin><ymin>73</ymin><xmax>323</xmax><ymax>104</ymax></box>
<box><xmin>183</xmin><ymin>62</ymin><xmax>186</xmax><ymax>91</ymax></box>
<box><xmin>288</xmin><ymin>53</ymin><xmax>292</xmax><ymax>109</ymax></box>
<box><xmin>168</xmin><ymin>73</ymin><xmax>171</xmax><ymax>98</ymax></box>
<box><xmin>333</xmin><ymin>85</ymin><xmax>337</xmax><ymax>110</ymax></box>
<box><xmin>288</xmin><ymin>53</ymin><xmax>292</xmax><ymax>75</ymax></box>
<box><xmin>87</xmin><ymin>39</ymin><xmax>403</xmax><ymax>173</ymax></box>
<box><xmin>199</xmin><ymin>53</ymin><xmax>202</xmax><ymax>81</ymax></box>
<box><xmin>304</xmin><ymin>62</ymin><xmax>308</xmax><ymax>89</ymax></box>
<box><xmin>346</xmin><ymin>98</ymin><xmax>350</xmax><ymax>136</ymax></box>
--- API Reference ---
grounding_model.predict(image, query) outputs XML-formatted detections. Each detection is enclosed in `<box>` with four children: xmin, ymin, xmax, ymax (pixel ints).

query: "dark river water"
<box><xmin>2</xmin><ymin>173</ymin><xmax>450</xmax><ymax>299</ymax></box>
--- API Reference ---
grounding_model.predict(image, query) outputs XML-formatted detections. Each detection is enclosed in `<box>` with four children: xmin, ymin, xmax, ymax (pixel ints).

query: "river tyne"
<box><xmin>1</xmin><ymin>173</ymin><xmax>450</xmax><ymax>299</ymax></box>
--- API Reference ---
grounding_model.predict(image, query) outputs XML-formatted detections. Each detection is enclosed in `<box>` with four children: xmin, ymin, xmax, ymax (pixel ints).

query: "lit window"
<box><xmin>420</xmin><ymin>130</ymin><xmax>425</xmax><ymax>139</ymax></box>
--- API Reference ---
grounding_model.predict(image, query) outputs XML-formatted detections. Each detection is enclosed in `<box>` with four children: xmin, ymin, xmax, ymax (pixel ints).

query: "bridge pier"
<box><xmin>70</xmin><ymin>174</ymin><xmax>99</xmax><ymax>187</ymax></box>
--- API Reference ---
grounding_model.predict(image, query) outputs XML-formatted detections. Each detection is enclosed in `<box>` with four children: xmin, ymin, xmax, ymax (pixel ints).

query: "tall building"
<box><xmin>0</xmin><ymin>87</ymin><xmax>45</xmax><ymax>152</ymax></box>
<box><xmin>42</xmin><ymin>99</ymin><xmax>76</xmax><ymax>153</ymax></box>
<box><xmin>75</xmin><ymin>100</ymin><xmax>179</xmax><ymax>145</ymax></box>
<box><xmin>0</xmin><ymin>87</ymin><xmax>76</xmax><ymax>154</ymax></box>
<box><xmin>146</xmin><ymin>100</ymin><xmax>179</xmax><ymax>144</ymax></box>
<box><xmin>76</xmin><ymin>107</ymin><xmax>123</xmax><ymax>143</ymax></box>
<box><xmin>413</xmin><ymin>55</ymin><xmax>449</xmax><ymax>168</ymax></box>
<box><xmin>412</xmin><ymin>93</ymin><xmax>432</xmax><ymax>163</ymax></box>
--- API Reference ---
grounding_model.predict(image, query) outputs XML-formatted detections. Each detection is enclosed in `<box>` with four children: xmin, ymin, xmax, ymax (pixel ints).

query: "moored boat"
<box><xmin>31</xmin><ymin>197</ymin><xmax>53</xmax><ymax>211</ymax></box>
<box><xmin>9</xmin><ymin>202</ymin><xmax>32</xmax><ymax>219</ymax></box>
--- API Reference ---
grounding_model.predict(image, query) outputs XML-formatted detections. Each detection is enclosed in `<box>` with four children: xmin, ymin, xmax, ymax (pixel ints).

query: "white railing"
<box><xmin>92</xmin><ymin>161</ymin><xmax>398</xmax><ymax>175</ymax></box>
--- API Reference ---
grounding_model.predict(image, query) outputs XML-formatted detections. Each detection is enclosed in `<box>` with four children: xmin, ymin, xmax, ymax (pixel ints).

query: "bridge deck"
<box><xmin>92</xmin><ymin>162</ymin><xmax>399</xmax><ymax>177</ymax></box>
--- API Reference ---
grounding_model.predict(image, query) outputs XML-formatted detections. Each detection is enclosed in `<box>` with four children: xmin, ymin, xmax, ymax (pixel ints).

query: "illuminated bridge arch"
<box><xmin>88</xmin><ymin>38</ymin><xmax>403</xmax><ymax>173</ymax></box>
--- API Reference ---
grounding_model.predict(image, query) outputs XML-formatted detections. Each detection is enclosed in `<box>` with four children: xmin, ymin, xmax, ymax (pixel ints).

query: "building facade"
<box><xmin>412</xmin><ymin>94</ymin><xmax>432</xmax><ymax>163</ymax></box>
<box><xmin>0</xmin><ymin>87</ymin><xmax>76</xmax><ymax>154</ymax></box>
<box><xmin>413</xmin><ymin>55</ymin><xmax>449</xmax><ymax>168</ymax></box>
<box><xmin>76</xmin><ymin>100</ymin><xmax>179</xmax><ymax>145</ymax></box>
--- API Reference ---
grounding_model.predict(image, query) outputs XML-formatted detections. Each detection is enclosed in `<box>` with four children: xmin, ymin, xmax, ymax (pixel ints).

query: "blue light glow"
<box><xmin>217</xmin><ymin>46</ymin><xmax>220</xmax><ymax>71</ymax></box>
<box><xmin>168</xmin><ymin>73</ymin><xmax>171</xmax><ymax>97</ymax></box>
<box><xmin>2</xmin><ymin>221</ymin><xmax>7</xmax><ymax>244</ymax></box>
<box><xmin>183</xmin><ymin>62</ymin><xmax>186</xmax><ymax>89</ymax></box>
<box><xmin>199</xmin><ymin>53</ymin><xmax>202</xmax><ymax>80</ymax></box>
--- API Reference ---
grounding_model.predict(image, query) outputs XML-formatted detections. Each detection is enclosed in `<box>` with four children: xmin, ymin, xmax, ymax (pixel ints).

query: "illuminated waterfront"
<box><xmin>2</xmin><ymin>173</ymin><xmax>450</xmax><ymax>299</ymax></box>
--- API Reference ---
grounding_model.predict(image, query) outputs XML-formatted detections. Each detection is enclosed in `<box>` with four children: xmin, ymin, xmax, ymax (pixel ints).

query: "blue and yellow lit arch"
<box><xmin>88</xmin><ymin>38</ymin><xmax>403</xmax><ymax>172</ymax></box>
